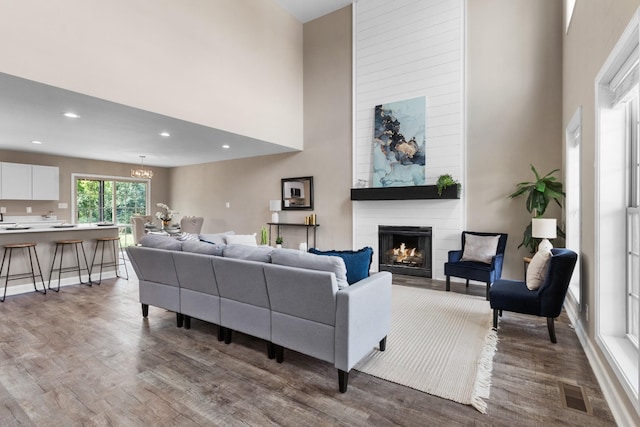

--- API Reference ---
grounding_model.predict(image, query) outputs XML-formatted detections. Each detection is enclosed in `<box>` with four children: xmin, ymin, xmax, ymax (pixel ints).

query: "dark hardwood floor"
<box><xmin>0</xmin><ymin>267</ymin><xmax>616</xmax><ymax>426</ymax></box>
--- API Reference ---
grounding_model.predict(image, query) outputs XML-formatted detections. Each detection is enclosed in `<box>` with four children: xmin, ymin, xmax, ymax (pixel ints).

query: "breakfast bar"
<box><xmin>0</xmin><ymin>223</ymin><xmax>120</xmax><ymax>298</ymax></box>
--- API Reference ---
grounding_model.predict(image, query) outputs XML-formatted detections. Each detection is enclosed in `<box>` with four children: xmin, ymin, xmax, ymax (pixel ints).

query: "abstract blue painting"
<box><xmin>372</xmin><ymin>96</ymin><xmax>426</xmax><ymax>187</ymax></box>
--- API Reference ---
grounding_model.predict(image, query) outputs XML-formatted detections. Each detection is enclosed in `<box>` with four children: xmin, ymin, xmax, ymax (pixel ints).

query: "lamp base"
<box><xmin>537</xmin><ymin>238</ymin><xmax>553</xmax><ymax>252</ymax></box>
<box><xmin>271</xmin><ymin>212</ymin><xmax>279</xmax><ymax>223</ymax></box>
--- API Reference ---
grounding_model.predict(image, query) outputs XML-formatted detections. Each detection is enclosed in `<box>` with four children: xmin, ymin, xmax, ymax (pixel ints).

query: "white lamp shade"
<box><xmin>269</xmin><ymin>200</ymin><xmax>282</xmax><ymax>212</ymax></box>
<box><xmin>531</xmin><ymin>218</ymin><xmax>557</xmax><ymax>239</ymax></box>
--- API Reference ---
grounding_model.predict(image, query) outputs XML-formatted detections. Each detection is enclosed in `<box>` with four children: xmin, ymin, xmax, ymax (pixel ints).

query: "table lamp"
<box><xmin>531</xmin><ymin>218</ymin><xmax>557</xmax><ymax>252</ymax></box>
<box><xmin>269</xmin><ymin>200</ymin><xmax>282</xmax><ymax>223</ymax></box>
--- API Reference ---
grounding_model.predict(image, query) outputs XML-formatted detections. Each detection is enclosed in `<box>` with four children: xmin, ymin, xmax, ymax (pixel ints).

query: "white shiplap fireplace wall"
<box><xmin>352</xmin><ymin>0</ymin><xmax>465</xmax><ymax>279</ymax></box>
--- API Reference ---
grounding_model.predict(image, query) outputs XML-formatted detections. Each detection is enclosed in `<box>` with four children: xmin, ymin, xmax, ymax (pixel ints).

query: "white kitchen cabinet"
<box><xmin>32</xmin><ymin>165</ymin><xmax>59</xmax><ymax>200</ymax></box>
<box><xmin>1</xmin><ymin>162</ymin><xmax>32</xmax><ymax>200</ymax></box>
<box><xmin>0</xmin><ymin>162</ymin><xmax>59</xmax><ymax>200</ymax></box>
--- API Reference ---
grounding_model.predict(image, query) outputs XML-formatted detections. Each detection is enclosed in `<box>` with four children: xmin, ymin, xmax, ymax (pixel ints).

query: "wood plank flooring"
<box><xmin>0</xmin><ymin>268</ymin><xmax>616</xmax><ymax>426</ymax></box>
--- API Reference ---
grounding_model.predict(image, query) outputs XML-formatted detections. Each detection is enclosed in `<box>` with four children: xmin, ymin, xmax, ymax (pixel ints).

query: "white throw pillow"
<box><xmin>225</xmin><ymin>233</ymin><xmax>258</xmax><ymax>247</ymax></box>
<box><xmin>460</xmin><ymin>234</ymin><xmax>500</xmax><ymax>264</ymax></box>
<box><xmin>526</xmin><ymin>249</ymin><xmax>552</xmax><ymax>290</ymax></box>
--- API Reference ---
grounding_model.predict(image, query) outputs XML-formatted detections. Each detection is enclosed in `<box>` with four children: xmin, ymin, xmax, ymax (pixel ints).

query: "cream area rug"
<box><xmin>354</xmin><ymin>286</ymin><xmax>498</xmax><ymax>413</ymax></box>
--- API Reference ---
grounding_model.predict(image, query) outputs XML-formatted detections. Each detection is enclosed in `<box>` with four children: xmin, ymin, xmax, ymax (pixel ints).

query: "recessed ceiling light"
<box><xmin>31</xmin><ymin>140</ymin><xmax>42</xmax><ymax>144</ymax></box>
<box><xmin>222</xmin><ymin>144</ymin><xmax>230</xmax><ymax>149</ymax></box>
<box><xmin>63</xmin><ymin>112</ymin><xmax>80</xmax><ymax>118</ymax></box>
<box><xmin>160</xmin><ymin>132</ymin><xmax>170</xmax><ymax>137</ymax></box>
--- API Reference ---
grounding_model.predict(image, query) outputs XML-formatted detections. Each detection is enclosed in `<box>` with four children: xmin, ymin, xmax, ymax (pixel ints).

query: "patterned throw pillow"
<box><xmin>176</xmin><ymin>232</ymin><xmax>199</xmax><ymax>241</ymax></box>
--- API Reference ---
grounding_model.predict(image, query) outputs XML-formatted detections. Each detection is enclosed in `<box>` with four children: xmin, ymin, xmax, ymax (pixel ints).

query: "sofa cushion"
<box><xmin>139</xmin><ymin>234</ymin><xmax>183</xmax><ymax>251</ymax></box>
<box><xmin>225</xmin><ymin>233</ymin><xmax>258</xmax><ymax>246</ymax></box>
<box><xmin>309</xmin><ymin>247</ymin><xmax>373</xmax><ymax>285</ymax></box>
<box><xmin>461</xmin><ymin>233</ymin><xmax>499</xmax><ymax>264</ymax></box>
<box><xmin>181</xmin><ymin>240</ymin><xmax>225</xmax><ymax>256</ymax></box>
<box><xmin>223</xmin><ymin>244</ymin><xmax>273</xmax><ymax>262</ymax></box>
<box><xmin>199</xmin><ymin>231</ymin><xmax>235</xmax><ymax>245</ymax></box>
<box><xmin>271</xmin><ymin>248</ymin><xmax>348</xmax><ymax>289</ymax></box>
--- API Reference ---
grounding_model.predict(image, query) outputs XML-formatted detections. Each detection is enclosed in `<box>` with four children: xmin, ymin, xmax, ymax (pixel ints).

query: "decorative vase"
<box><xmin>162</xmin><ymin>220</ymin><xmax>170</xmax><ymax>229</ymax></box>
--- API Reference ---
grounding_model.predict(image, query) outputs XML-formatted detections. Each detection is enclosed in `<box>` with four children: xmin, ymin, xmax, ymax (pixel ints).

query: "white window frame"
<box><xmin>71</xmin><ymin>173</ymin><xmax>151</xmax><ymax>225</ymax></box>
<box><xmin>594</xmin><ymin>8</ymin><xmax>640</xmax><ymax>413</ymax></box>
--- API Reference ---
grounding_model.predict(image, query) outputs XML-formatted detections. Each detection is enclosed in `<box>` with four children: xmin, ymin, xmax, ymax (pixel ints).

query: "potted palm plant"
<box><xmin>508</xmin><ymin>164</ymin><xmax>566</xmax><ymax>254</ymax></box>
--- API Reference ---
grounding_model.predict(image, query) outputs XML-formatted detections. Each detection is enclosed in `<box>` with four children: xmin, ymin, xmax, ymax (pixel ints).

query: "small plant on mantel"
<box><xmin>275</xmin><ymin>236</ymin><xmax>283</xmax><ymax>245</ymax></box>
<box><xmin>436</xmin><ymin>174</ymin><xmax>460</xmax><ymax>196</ymax></box>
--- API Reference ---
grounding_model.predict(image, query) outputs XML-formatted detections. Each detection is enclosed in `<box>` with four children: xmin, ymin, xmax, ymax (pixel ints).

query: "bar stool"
<box><xmin>0</xmin><ymin>243</ymin><xmax>46</xmax><ymax>302</ymax></box>
<box><xmin>90</xmin><ymin>236</ymin><xmax>129</xmax><ymax>285</ymax></box>
<box><xmin>48</xmin><ymin>239</ymin><xmax>92</xmax><ymax>292</ymax></box>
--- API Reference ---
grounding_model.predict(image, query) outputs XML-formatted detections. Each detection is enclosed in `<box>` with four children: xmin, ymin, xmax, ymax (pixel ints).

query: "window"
<box><xmin>595</xmin><ymin>10</ymin><xmax>640</xmax><ymax>404</ymax></box>
<box><xmin>565</xmin><ymin>107</ymin><xmax>582</xmax><ymax>307</ymax></box>
<box><xmin>629</xmin><ymin>95</ymin><xmax>640</xmax><ymax>347</ymax></box>
<box><xmin>565</xmin><ymin>0</ymin><xmax>577</xmax><ymax>34</ymax></box>
<box><xmin>74</xmin><ymin>175</ymin><xmax>149</xmax><ymax>226</ymax></box>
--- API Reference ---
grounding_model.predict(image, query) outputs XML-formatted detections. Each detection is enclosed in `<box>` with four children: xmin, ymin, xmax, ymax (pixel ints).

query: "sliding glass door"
<box><xmin>75</xmin><ymin>176</ymin><xmax>148</xmax><ymax>225</ymax></box>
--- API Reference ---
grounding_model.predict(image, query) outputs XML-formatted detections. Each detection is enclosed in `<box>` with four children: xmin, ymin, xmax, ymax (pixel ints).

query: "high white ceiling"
<box><xmin>0</xmin><ymin>0</ymin><xmax>354</xmax><ymax>168</ymax></box>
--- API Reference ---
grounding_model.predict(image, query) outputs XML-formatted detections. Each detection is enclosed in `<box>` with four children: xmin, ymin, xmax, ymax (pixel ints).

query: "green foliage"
<box><xmin>275</xmin><ymin>236</ymin><xmax>283</xmax><ymax>245</ymax></box>
<box><xmin>436</xmin><ymin>174</ymin><xmax>459</xmax><ymax>196</ymax></box>
<box><xmin>508</xmin><ymin>165</ymin><xmax>566</xmax><ymax>254</ymax></box>
<box><xmin>76</xmin><ymin>179</ymin><xmax>147</xmax><ymax>224</ymax></box>
<box><xmin>260</xmin><ymin>226</ymin><xmax>268</xmax><ymax>245</ymax></box>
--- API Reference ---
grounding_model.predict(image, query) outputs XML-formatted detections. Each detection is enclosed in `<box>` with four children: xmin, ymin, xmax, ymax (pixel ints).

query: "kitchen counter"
<box><xmin>0</xmin><ymin>224</ymin><xmax>121</xmax><ymax>298</ymax></box>
<box><xmin>0</xmin><ymin>223</ymin><xmax>118</xmax><ymax>234</ymax></box>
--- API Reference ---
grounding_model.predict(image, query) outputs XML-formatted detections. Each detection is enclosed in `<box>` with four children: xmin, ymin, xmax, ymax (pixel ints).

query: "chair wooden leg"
<box><xmin>446</xmin><ymin>276</ymin><xmax>450</xmax><ymax>291</ymax></box>
<box><xmin>217</xmin><ymin>326</ymin><xmax>224</xmax><ymax>342</ymax></box>
<box><xmin>224</xmin><ymin>328</ymin><xmax>232</xmax><ymax>344</ymax></box>
<box><xmin>141</xmin><ymin>303</ymin><xmax>149</xmax><ymax>317</ymax></box>
<box><xmin>379</xmin><ymin>336</ymin><xmax>387</xmax><ymax>351</ymax></box>
<box><xmin>486</xmin><ymin>282</ymin><xmax>490</xmax><ymax>300</ymax></box>
<box><xmin>338</xmin><ymin>370</ymin><xmax>349</xmax><ymax>393</ymax></box>
<box><xmin>493</xmin><ymin>309</ymin><xmax>498</xmax><ymax>329</ymax></box>
<box><xmin>466</xmin><ymin>279</ymin><xmax>469</xmax><ymax>288</ymax></box>
<box><xmin>547</xmin><ymin>317</ymin><xmax>557</xmax><ymax>343</ymax></box>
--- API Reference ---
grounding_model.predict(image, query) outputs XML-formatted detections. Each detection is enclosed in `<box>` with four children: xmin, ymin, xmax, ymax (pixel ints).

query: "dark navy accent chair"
<box><xmin>489</xmin><ymin>248</ymin><xmax>577</xmax><ymax>343</ymax></box>
<box><xmin>444</xmin><ymin>231</ymin><xmax>508</xmax><ymax>300</ymax></box>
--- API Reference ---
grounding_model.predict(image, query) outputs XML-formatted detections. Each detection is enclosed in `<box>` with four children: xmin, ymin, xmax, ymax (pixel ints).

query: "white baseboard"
<box><xmin>3</xmin><ymin>271</ymin><xmax>117</xmax><ymax>298</ymax></box>
<box><xmin>565</xmin><ymin>298</ymin><xmax>638</xmax><ymax>426</ymax></box>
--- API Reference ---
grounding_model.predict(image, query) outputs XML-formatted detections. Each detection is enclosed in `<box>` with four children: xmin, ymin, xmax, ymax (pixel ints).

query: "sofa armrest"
<box><xmin>334</xmin><ymin>271</ymin><xmax>392</xmax><ymax>372</ymax></box>
<box><xmin>447</xmin><ymin>250</ymin><xmax>463</xmax><ymax>263</ymax></box>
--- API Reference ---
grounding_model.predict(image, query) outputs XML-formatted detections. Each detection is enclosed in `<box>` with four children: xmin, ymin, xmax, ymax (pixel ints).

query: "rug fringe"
<box><xmin>471</xmin><ymin>328</ymin><xmax>499</xmax><ymax>414</ymax></box>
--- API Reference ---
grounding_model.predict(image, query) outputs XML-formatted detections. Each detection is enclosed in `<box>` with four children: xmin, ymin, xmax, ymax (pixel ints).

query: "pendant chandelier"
<box><xmin>131</xmin><ymin>155</ymin><xmax>153</xmax><ymax>179</ymax></box>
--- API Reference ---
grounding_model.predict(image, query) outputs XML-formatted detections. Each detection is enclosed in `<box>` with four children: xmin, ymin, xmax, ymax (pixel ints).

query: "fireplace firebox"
<box><xmin>378</xmin><ymin>225</ymin><xmax>432</xmax><ymax>277</ymax></box>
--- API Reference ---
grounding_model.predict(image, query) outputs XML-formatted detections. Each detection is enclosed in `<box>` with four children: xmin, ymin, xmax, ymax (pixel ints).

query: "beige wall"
<box><xmin>0</xmin><ymin>0</ymin><xmax>303</xmax><ymax>149</ymax></box>
<box><xmin>169</xmin><ymin>6</ymin><xmax>353</xmax><ymax>249</ymax></box>
<box><xmin>0</xmin><ymin>149</ymin><xmax>170</xmax><ymax>222</ymax></box>
<box><xmin>467</xmin><ymin>0</ymin><xmax>563</xmax><ymax>278</ymax></box>
<box><xmin>563</xmin><ymin>1</ymin><xmax>640</xmax><ymax>423</ymax></box>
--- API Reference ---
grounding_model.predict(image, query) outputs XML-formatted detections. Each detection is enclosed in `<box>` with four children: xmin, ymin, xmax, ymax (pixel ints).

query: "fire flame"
<box><xmin>393</xmin><ymin>242</ymin><xmax>417</xmax><ymax>262</ymax></box>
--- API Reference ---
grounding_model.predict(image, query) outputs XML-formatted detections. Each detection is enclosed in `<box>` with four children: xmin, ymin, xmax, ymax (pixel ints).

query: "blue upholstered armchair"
<box><xmin>489</xmin><ymin>248</ymin><xmax>577</xmax><ymax>343</ymax></box>
<box><xmin>444</xmin><ymin>231</ymin><xmax>508</xmax><ymax>300</ymax></box>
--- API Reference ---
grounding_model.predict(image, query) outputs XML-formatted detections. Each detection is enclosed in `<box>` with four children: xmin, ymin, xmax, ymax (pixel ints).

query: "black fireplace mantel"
<box><xmin>350</xmin><ymin>185</ymin><xmax>460</xmax><ymax>201</ymax></box>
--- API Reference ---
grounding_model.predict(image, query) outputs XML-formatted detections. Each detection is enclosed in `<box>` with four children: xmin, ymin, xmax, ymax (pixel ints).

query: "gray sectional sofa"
<box><xmin>126</xmin><ymin>236</ymin><xmax>392</xmax><ymax>392</ymax></box>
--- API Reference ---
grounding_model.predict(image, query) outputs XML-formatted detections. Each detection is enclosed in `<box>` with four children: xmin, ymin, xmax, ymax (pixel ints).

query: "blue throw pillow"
<box><xmin>309</xmin><ymin>247</ymin><xmax>373</xmax><ymax>285</ymax></box>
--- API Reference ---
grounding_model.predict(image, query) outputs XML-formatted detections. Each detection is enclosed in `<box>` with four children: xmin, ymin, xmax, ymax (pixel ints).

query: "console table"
<box><xmin>267</xmin><ymin>222</ymin><xmax>319</xmax><ymax>249</ymax></box>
